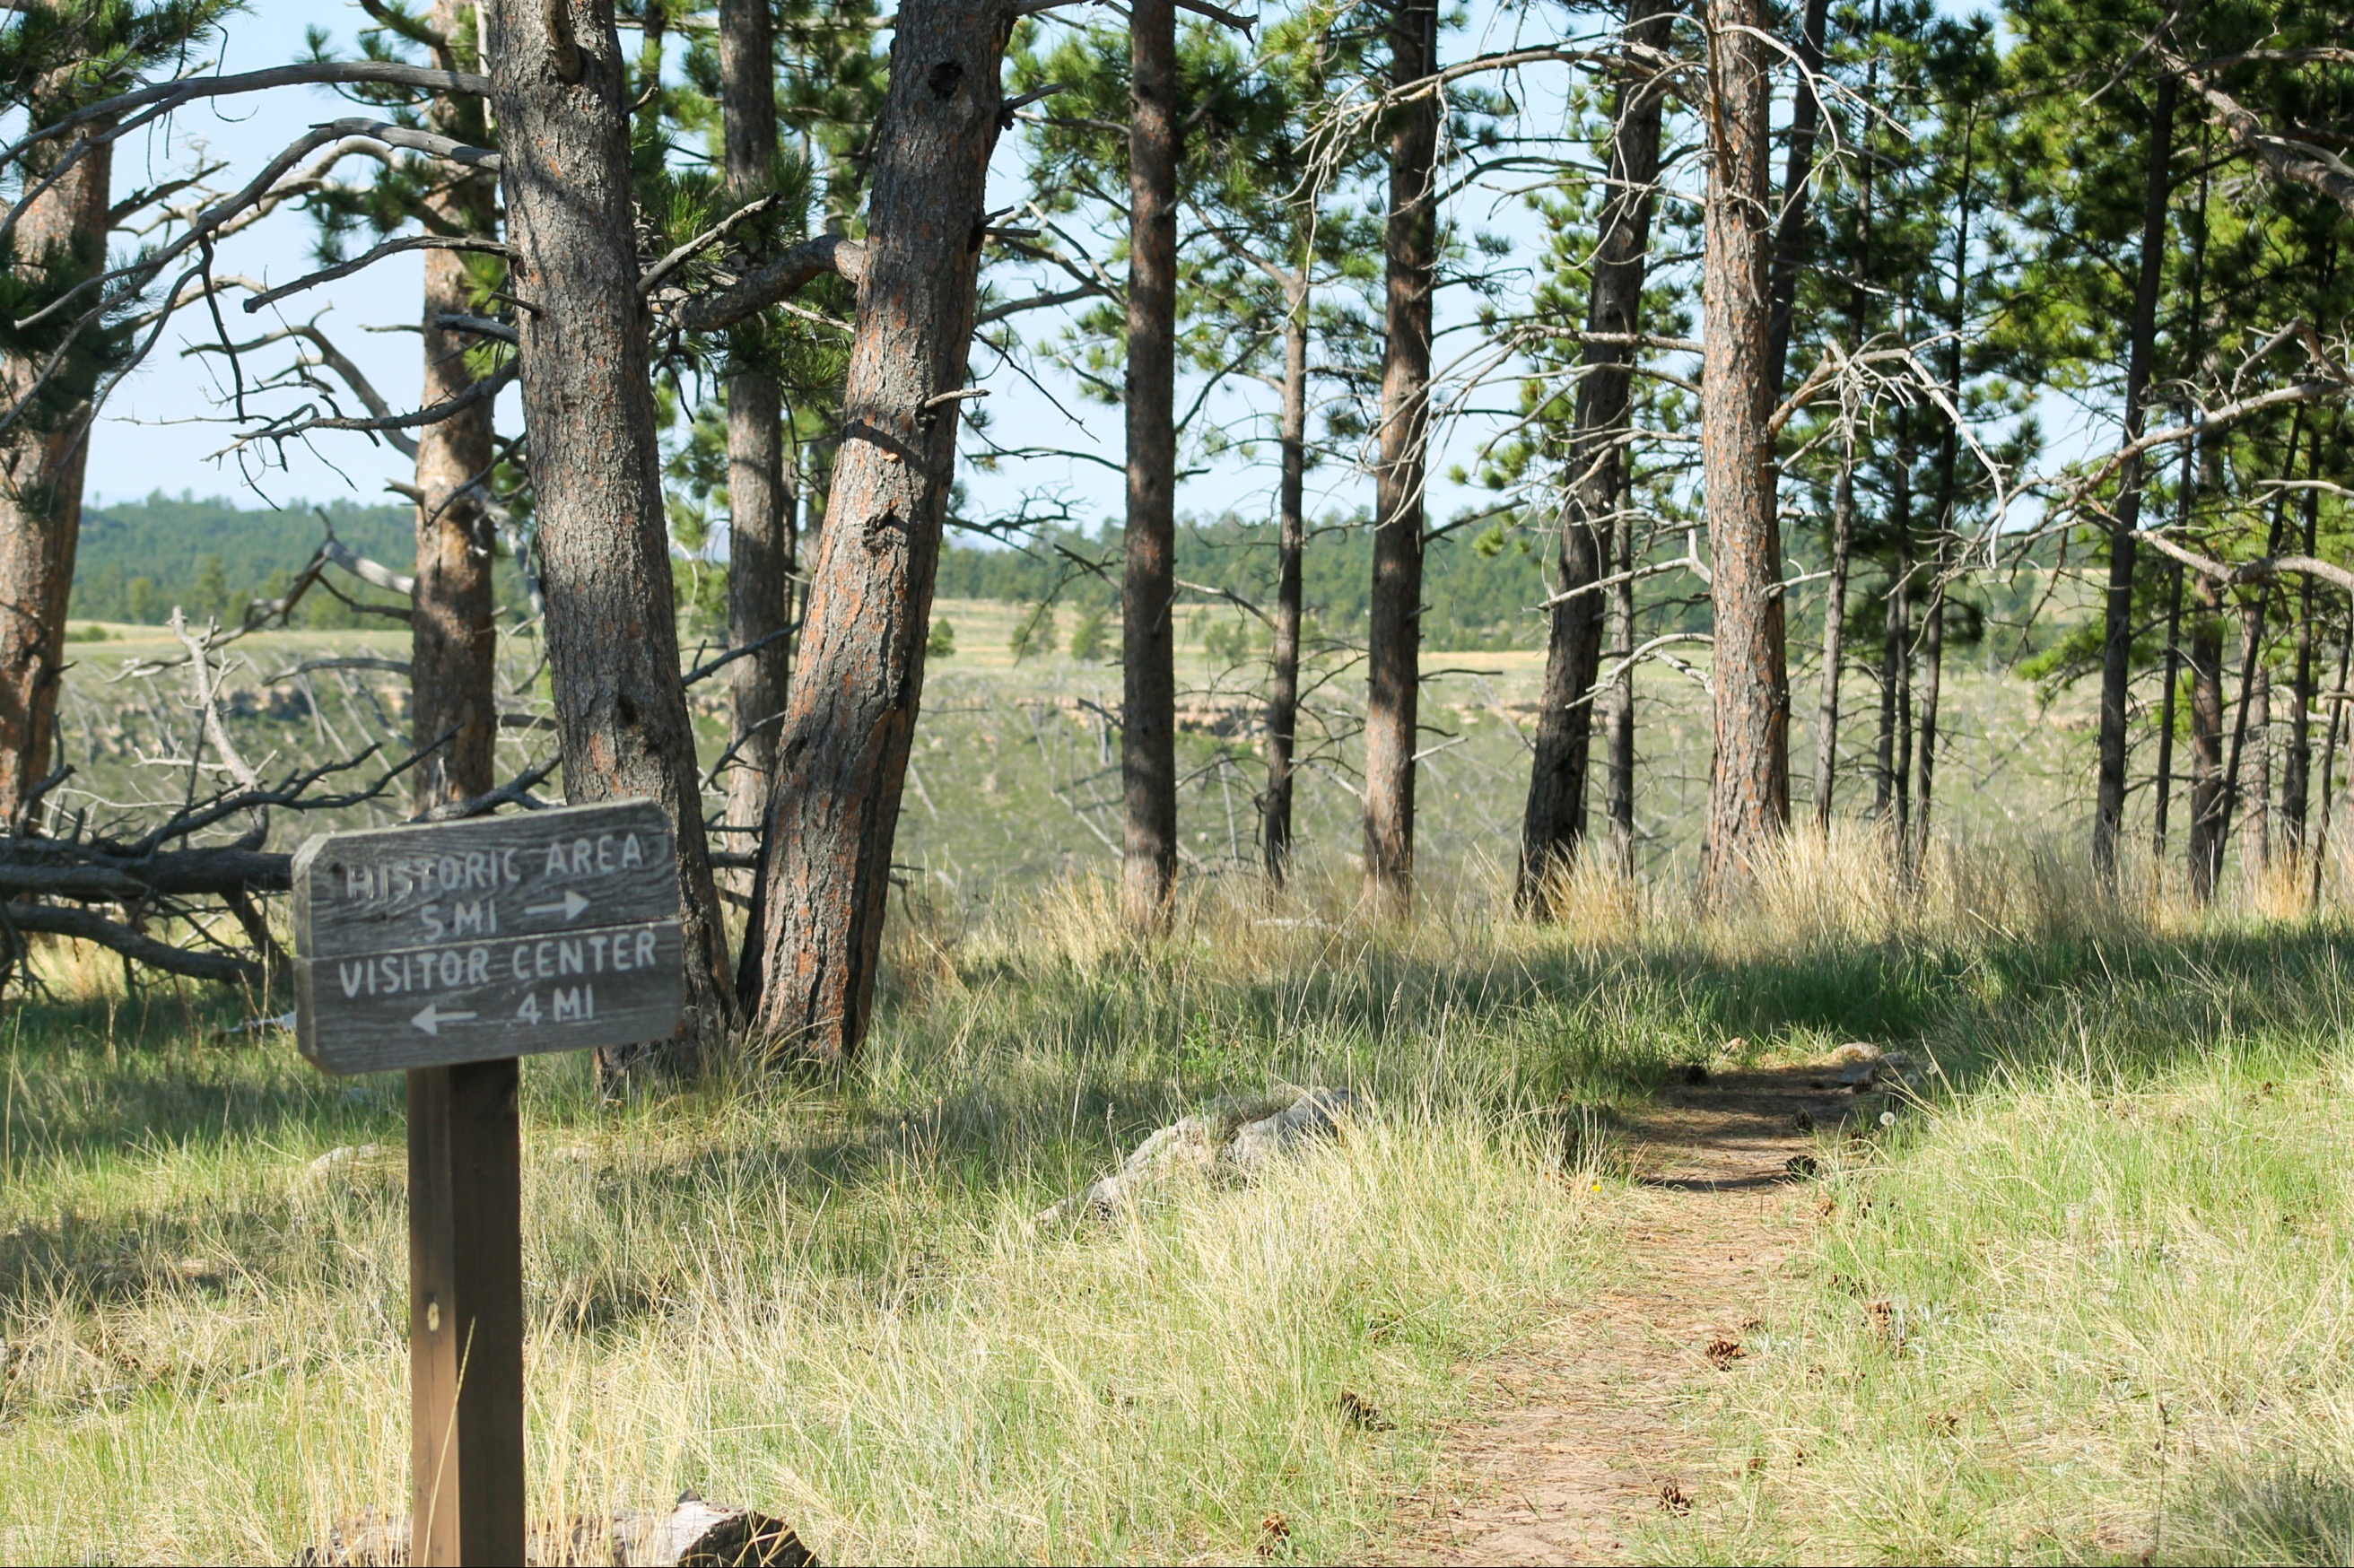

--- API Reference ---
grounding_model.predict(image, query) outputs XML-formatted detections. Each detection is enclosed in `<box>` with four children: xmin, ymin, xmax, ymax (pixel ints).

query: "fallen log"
<box><xmin>2</xmin><ymin>901</ymin><xmax>264</xmax><ymax>986</ymax></box>
<box><xmin>0</xmin><ymin>841</ymin><xmax>292</xmax><ymax>902</ymax></box>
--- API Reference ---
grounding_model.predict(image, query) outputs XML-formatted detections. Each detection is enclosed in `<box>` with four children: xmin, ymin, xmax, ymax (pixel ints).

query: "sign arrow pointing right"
<box><xmin>524</xmin><ymin>889</ymin><xmax>591</xmax><ymax>922</ymax></box>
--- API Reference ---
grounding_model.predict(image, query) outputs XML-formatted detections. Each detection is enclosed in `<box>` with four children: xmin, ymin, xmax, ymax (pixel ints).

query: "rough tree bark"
<box><xmin>1872</xmin><ymin>414</ymin><xmax>1914</xmax><ymax>839</ymax></box>
<box><xmin>1262</xmin><ymin>289</ymin><xmax>1307</xmax><ymax>885</ymax></box>
<box><xmin>1911</xmin><ymin>162</ymin><xmax>1974</xmax><ymax>869</ymax></box>
<box><xmin>1697</xmin><ymin>0</ymin><xmax>1787</xmax><ymax>902</ymax></box>
<box><xmin>1121</xmin><ymin>0</ymin><xmax>1180</xmax><ymax>929</ymax></box>
<box><xmin>1763</xmin><ymin>0</ymin><xmax>1829</xmax><ymax>396</ymax></box>
<box><xmin>2244</xmin><ymin>648</ymin><xmax>2271</xmax><ymax>881</ymax></box>
<box><xmin>485</xmin><ymin>0</ymin><xmax>736</xmax><ymax>1069</ymax></box>
<box><xmin>2091</xmin><ymin>71</ymin><xmax>2177</xmax><ymax>885</ymax></box>
<box><xmin>719</xmin><ymin>0</ymin><xmax>795</xmax><ymax>899</ymax></box>
<box><xmin>2284</xmin><ymin>464</ymin><xmax>2321</xmax><ymax>861</ymax></box>
<box><xmin>0</xmin><ymin>125</ymin><xmax>110</xmax><ymax>830</ymax></box>
<box><xmin>2187</xmin><ymin>571</ymin><xmax>2226</xmax><ymax>901</ymax></box>
<box><xmin>750</xmin><ymin>0</ymin><xmax>1009</xmax><ymax>1065</ymax></box>
<box><xmin>411</xmin><ymin>0</ymin><xmax>500</xmax><ymax>812</ymax></box>
<box><xmin>2313</xmin><ymin>633</ymin><xmax>2350</xmax><ymax>905</ymax></box>
<box><xmin>1812</xmin><ymin>4</ymin><xmax>1879</xmax><ymax>830</ymax></box>
<box><xmin>1813</xmin><ymin>442</ymin><xmax>1855</xmax><ymax>832</ymax></box>
<box><xmin>1604</xmin><ymin>468</ymin><xmax>1638</xmax><ymax>875</ymax></box>
<box><xmin>1518</xmin><ymin>0</ymin><xmax>1670</xmax><ymax>911</ymax></box>
<box><xmin>2153</xmin><ymin>555</ymin><xmax>2185</xmax><ymax>856</ymax></box>
<box><xmin>1364</xmin><ymin>0</ymin><xmax>1438</xmax><ymax>914</ymax></box>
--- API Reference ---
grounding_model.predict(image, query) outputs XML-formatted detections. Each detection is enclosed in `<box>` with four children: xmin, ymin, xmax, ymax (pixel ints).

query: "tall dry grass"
<box><xmin>4</xmin><ymin>824</ymin><xmax>2350</xmax><ymax>1562</ymax></box>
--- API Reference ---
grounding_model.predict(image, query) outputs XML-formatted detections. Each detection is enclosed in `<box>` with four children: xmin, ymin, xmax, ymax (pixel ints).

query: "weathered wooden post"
<box><xmin>291</xmin><ymin>800</ymin><xmax>684</xmax><ymax>1565</ymax></box>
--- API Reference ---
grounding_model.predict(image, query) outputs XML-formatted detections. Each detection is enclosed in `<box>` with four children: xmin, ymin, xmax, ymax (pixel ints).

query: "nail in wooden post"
<box><xmin>410</xmin><ymin>1058</ymin><xmax>526</xmax><ymax>1565</ymax></box>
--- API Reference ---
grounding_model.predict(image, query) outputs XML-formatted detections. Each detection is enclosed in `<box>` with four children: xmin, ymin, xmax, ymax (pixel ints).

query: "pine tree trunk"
<box><xmin>1813</xmin><ymin>54</ymin><xmax>1876</xmax><ymax>835</ymax></box>
<box><xmin>1911</xmin><ymin>158</ymin><xmax>1974</xmax><ymax>871</ymax></box>
<box><xmin>719</xmin><ymin>0</ymin><xmax>794</xmax><ymax>908</ymax></box>
<box><xmin>2153</xmin><ymin>558</ymin><xmax>2185</xmax><ymax>858</ymax></box>
<box><xmin>2091</xmin><ymin>72</ymin><xmax>2178</xmax><ymax>884</ymax></box>
<box><xmin>0</xmin><ymin>128</ymin><xmax>110</xmax><ymax>830</ymax></box>
<box><xmin>1364</xmin><ymin>0</ymin><xmax>1439</xmax><ymax>914</ymax></box>
<box><xmin>1696</xmin><ymin>0</ymin><xmax>1787</xmax><ymax>903</ymax></box>
<box><xmin>1812</xmin><ymin>445</ymin><xmax>1854</xmax><ymax>832</ymax></box>
<box><xmin>2313</xmin><ymin>635</ymin><xmax>2350</xmax><ymax>903</ymax></box>
<box><xmin>485</xmin><ymin>0</ymin><xmax>737</xmax><ymax>1070</ymax></box>
<box><xmin>1121</xmin><ymin>0</ymin><xmax>1180</xmax><ymax>929</ymax></box>
<box><xmin>411</xmin><ymin>4</ymin><xmax>499</xmax><ymax>811</ymax></box>
<box><xmin>2284</xmin><ymin>478</ymin><xmax>2320</xmax><ymax>862</ymax></box>
<box><xmin>1891</xmin><ymin>433</ymin><xmax>1914</xmax><ymax>846</ymax></box>
<box><xmin>1912</xmin><ymin>570</ymin><xmax>1944</xmax><ymax>873</ymax></box>
<box><xmin>750</xmin><ymin>0</ymin><xmax>1008</xmax><ymax>1065</ymax></box>
<box><xmin>1605</xmin><ymin>470</ymin><xmax>1638</xmax><ymax>875</ymax></box>
<box><xmin>2187</xmin><ymin>574</ymin><xmax>2226</xmax><ymax>902</ymax></box>
<box><xmin>1872</xmin><ymin>412</ymin><xmax>1913</xmax><ymax>832</ymax></box>
<box><xmin>1262</xmin><ymin>294</ymin><xmax>1307</xmax><ymax>886</ymax></box>
<box><xmin>1764</xmin><ymin>0</ymin><xmax>1830</xmax><ymax>396</ymax></box>
<box><xmin>2244</xmin><ymin>651</ymin><xmax>2271</xmax><ymax>885</ymax></box>
<box><xmin>1518</xmin><ymin>0</ymin><xmax>1669</xmax><ymax>911</ymax></box>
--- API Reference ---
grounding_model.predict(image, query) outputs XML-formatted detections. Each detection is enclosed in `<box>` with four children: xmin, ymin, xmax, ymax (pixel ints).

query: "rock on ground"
<box><xmin>1035</xmin><ymin>1086</ymin><xmax>1359</xmax><ymax>1225</ymax></box>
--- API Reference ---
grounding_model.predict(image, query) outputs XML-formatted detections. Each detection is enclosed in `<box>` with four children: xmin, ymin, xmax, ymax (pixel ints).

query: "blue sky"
<box><xmin>78</xmin><ymin>0</ymin><xmax>2041</xmax><ymax>548</ymax></box>
<box><xmin>76</xmin><ymin>0</ymin><xmax>1600</xmax><ymax>535</ymax></box>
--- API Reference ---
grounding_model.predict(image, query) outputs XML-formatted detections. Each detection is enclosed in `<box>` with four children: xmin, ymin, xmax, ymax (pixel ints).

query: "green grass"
<box><xmin>1651</xmin><ymin>916</ymin><xmax>2354</xmax><ymax>1565</ymax></box>
<box><xmin>0</xmin><ymin>874</ymin><xmax>1670</xmax><ymax>1564</ymax></box>
<box><xmin>5</xmin><ymin>836</ymin><xmax>2353</xmax><ymax>1563</ymax></box>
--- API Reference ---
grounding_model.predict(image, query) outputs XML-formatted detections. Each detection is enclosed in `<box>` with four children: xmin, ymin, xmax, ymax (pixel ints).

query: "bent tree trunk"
<box><xmin>719</xmin><ymin>0</ymin><xmax>795</xmax><ymax>897</ymax></box>
<box><xmin>412</xmin><ymin>0</ymin><xmax>499</xmax><ymax>811</ymax></box>
<box><xmin>1519</xmin><ymin>0</ymin><xmax>1670</xmax><ymax>911</ymax></box>
<box><xmin>2092</xmin><ymin>72</ymin><xmax>2178</xmax><ymax>885</ymax></box>
<box><xmin>0</xmin><ymin>129</ymin><xmax>111</xmax><ymax>830</ymax></box>
<box><xmin>486</xmin><ymin>0</ymin><xmax>736</xmax><ymax>1068</ymax></box>
<box><xmin>1364</xmin><ymin>0</ymin><xmax>1439</xmax><ymax>914</ymax></box>
<box><xmin>1263</xmin><ymin>295</ymin><xmax>1308</xmax><ymax>885</ymax></box>
<box><xmin>751</xmin><ymin>0</ymin><xmax>1009</xmax><ymax>1066</ymax></box>
<box><xmin>1697</xmin><ymin>0</ymin><xmax>1787</xmax><ymax>902</ymax></box>
<box><xmin>1121</xmin><ymin>0</ymin><xmax>1180</xmax><ymax>929</ymax></box>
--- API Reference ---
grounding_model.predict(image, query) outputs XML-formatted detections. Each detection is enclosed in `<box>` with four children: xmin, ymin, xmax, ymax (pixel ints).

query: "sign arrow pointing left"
<box><xmin>411</xmin><ymin>1003</ymin><xmax>480</xmax><ymax>1036</ymax></box>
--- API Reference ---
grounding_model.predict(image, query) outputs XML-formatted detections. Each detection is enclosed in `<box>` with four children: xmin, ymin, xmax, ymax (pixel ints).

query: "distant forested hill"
<box><xmin>935</xmin><ymin>514</ymin><xmax>1552</xmax><ymax>652</ymax></box>
<box><xmin>65</xmin><ymin>493</ymin><xmax>1560</xmax><ymax>651</ymax></box>
<box><xmin>72</xmin><ymin>494</ymin><xmax>415</xmax><ymax>627</ymax></box>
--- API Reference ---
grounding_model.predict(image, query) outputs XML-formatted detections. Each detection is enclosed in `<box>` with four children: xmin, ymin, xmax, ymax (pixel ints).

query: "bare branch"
<box><xmin>0</xmin><ymin>61</ymin><xmax>488</xmax><ymax>172</ymax></box>
<box><xmin>2139</xmin><ymin>527</ymin><xmax>2354</xmax><ymax>598</ymax></box>
<box><xmin>322</xmin><ymin>538</ymin><xmax>418</xmax><ymax>597</ymax></box>
<box><xmin>1173</xmin><ymin>0</ymin><xmax>1252</xmax><ymax>32</ymax></box>
<box><xmin>2171</xmin><ymin>51</ymin><xmax>2354</xmax><ymax>213</ymax></box>
<box><xmin>2</xmin><ymin>902</ymin><xmax>263</xmax><ymax>986</ymax></box>
<box><xmin>242</xmin><ymin>235</ymin><xmax>512</xmax><ymax>314</ymax></box>
<box><xmin>671</xmin><ymin>235</ymin><xmax>867</xmax><ymax>334</ymax></box>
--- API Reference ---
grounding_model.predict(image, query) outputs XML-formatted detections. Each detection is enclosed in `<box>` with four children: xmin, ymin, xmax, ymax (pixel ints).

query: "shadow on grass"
<box><xmin>4</xmin><ymin>916</ymin><xmax>2349</xmax><ymax>1323</ymax></box>
<box><xmin>2167</xmin><ymin>1459</ymin><xmax>2354</xmax><ymax>1564</ymax></box>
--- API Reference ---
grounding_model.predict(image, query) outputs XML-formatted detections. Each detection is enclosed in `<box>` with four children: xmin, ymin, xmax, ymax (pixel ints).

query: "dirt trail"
<box><xmin>1395</xmin><ymin>1061</ymin><xmax>1895</xmax><ymax>1564</ymax></box>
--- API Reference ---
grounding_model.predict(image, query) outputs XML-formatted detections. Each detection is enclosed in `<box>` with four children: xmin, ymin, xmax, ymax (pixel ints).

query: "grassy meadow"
<box><xmin>7</xmin><ymin>614</ymin><xmax>2354</xmax><ymax>1562</ymax></box>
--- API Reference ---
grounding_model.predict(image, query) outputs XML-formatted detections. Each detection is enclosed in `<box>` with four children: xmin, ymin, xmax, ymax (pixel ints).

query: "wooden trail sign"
<box><xmin>292</xmin><ymin>798</ymin><xmax>684</xmax><ymax>1074</ymax></box>
<box><xmin>290</xmin><ymin>799</ymin><xmax>686</xmax><ymax>1566</ymax></box>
